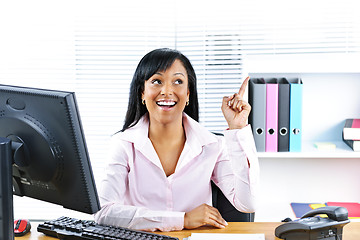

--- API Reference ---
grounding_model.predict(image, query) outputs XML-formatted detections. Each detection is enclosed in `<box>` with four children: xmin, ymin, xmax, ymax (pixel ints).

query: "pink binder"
<box><xmin>265</xmin><ymin>80</ymin><xmax>278</xmax><ymax>152</ymax></box>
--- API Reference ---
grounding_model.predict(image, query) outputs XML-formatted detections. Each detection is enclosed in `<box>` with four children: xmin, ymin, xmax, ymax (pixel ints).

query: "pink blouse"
<box><xmin>94</xmin><ymin>113</ymin><xmax>259</xmax><ymax>231</ymax></box>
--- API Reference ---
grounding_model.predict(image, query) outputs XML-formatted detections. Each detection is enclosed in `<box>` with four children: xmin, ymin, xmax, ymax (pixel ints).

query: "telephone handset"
<box><xmin>275</xmin><ymin>206</ymin><xmax>350</xmax><ymax>240</ymax></box>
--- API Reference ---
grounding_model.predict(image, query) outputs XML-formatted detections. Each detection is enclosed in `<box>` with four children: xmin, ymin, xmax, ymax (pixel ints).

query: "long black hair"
<box><xmin>121</xmin><ymin>48</ymin><xmax>199</xmax><ymax>131</ymax></box>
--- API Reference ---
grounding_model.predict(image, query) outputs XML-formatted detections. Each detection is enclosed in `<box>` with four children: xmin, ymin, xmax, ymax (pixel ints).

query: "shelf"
<box><xmin>257</xmin><ymin>141</ymin><xmax>360</xmax><ymax>159</ymax></box>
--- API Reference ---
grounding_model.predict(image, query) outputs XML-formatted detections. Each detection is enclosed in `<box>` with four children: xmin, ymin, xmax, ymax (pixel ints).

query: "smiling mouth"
<box><xmin>156</xmin><ymin>100</ymin><xmax>177</xmax><ymax>108</ymax></box>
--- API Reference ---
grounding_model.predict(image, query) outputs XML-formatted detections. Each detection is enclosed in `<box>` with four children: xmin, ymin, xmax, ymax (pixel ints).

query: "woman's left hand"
<box><xmin>221</xmin><ymin>76</ymin><xmax>251</xmax><ymax>130</ymax></box>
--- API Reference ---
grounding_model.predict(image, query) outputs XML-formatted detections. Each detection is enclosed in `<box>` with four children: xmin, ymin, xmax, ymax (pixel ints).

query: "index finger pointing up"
<box><xmin>238</xmin><ymin>76</ymin><xmax>250</xmax><ymax>98</ymax></box>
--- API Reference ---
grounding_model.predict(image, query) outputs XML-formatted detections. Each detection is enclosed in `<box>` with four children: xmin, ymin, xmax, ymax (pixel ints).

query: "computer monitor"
<box><xmin>0</xmin><ymin>84</ymin><xmax>100</xmax><ymax>240</ymax></box>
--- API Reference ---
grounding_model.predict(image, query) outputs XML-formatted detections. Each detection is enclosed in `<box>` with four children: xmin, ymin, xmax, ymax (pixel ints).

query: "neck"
<box><xmin>148</xmin><ymin>116</ymin><xmax>185</xmax><ymax>145</ymax></box>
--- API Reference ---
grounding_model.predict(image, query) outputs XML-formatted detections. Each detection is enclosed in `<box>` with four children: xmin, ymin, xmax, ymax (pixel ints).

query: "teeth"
<box><xmin>157</xmin><ymin>101</ymin><xmax>176</xmax><ymax>106</ymax></box>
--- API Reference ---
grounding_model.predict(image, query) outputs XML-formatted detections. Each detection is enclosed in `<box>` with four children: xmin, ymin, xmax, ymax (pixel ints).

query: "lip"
<box><xmin>156</xmin><ymin>99</ymin><xmax>177</xmax><ymax>111</ymax></box>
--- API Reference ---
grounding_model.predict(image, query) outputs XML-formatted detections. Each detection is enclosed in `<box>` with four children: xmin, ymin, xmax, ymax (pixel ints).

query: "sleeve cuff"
<box><xmin>163</xmin><ymin>211</ymin><xmax>185</xmax><ymax>231</ymax></box>
<box><xmin>223</xmin><ymin>124</ymin><xmax>255</xmax><ymax>149</ymax></box>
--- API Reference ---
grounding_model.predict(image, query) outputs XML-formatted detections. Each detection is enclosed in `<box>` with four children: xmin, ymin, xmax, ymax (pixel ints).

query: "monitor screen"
<box><xmin>0</xmin><ymin>84</ymin><xmax>100</xmax><ymax>239</ymax></box>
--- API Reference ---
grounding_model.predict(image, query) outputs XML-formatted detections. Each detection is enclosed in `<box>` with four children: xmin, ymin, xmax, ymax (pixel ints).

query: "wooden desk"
<box><xmin>16</xmin><ymin>222</ymin><xmax>360</xmax><ymax>240</ymax></box>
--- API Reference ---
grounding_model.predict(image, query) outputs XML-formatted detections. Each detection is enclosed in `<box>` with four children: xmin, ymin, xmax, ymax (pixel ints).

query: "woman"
<box><xmin>94</xmin><ymin>48</ymin><xmax>259</xmax><ymax>231</ymax></box>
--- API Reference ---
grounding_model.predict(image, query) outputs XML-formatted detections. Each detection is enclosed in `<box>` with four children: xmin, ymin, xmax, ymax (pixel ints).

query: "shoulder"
<box><xmin>109</xmin><ymin>133</ymin><xmax>134</xmax><ymax>160</ymax></box>
<box><xmin>114</xmin><ymin>114</ymin><xmax>149</xmax><ymax>144</ymax></box>
<box><xmin>109</xmin><ymin>115</ymin><xmax>149</xmax><ymax>157</ymax></box>
<box><xmin>182</xmin><ymin>113</ymin><xmax>219</xmax><ymax>147</ymax></box>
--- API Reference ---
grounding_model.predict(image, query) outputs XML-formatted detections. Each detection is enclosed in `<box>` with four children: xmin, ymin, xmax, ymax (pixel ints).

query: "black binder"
<box><xmin>278</xmin><ymin>78</ymin><xmax>290</xmax><ymax>152</ymax></box>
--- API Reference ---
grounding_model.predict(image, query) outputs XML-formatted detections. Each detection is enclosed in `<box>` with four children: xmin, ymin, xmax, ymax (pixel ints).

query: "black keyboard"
<box><xmin>37</xmin><ymin>216</ymin><xmax>179</xmax><ymax>240</ymax></box>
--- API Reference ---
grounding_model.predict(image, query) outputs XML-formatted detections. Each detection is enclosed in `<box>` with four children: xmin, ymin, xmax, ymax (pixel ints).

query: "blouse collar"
<box><xmin>118</xmin><ymin>113</ymin><xmax>219</xmax><ymax>173</ymax></box>
<box><xmin>119</xmin><ymin>112</ymin><xmax>218</xmax><ymax>149</ymax></box>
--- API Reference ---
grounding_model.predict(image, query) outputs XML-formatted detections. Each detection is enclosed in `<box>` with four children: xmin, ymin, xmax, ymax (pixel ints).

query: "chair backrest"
<box><xmin>211</xmin><ymin>181</ymin><xmax>255</xmax><ymax>222</ymax></box>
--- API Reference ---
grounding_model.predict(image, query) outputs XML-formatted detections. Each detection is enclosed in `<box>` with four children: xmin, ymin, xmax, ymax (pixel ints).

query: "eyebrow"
<box><xmin>174</xmin><ymin>72</ymin><xmax>185</xmax><ymax>77</ymax></box>
<box><xmin>154</xmin><ymin>72</ymin><xmax>185</xmax><ymax>77</ymax></box>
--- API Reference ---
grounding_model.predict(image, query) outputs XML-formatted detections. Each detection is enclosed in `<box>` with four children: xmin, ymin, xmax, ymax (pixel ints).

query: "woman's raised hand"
<box><xmin>221</xmin><ymin>76</ymin><xmax>251</xmax><ymax>129</ymax></box>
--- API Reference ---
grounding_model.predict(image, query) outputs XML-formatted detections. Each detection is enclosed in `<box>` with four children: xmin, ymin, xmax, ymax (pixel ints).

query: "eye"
<box><xmin>174</xmin><ymin>79</ymin><xmax>183</xmax><ymax>84</ymax></box>
<box><xmin>151</xmin><ymin>79</ymin><xmax>162</xmax><ymax>85</ymax></box>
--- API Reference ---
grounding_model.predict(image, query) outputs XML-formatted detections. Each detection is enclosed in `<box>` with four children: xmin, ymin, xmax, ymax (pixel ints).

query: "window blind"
<box><xmin>177</xmin><ymin>27</ymin><xmax>245</xmax><ymax>132</ymax></box>
<box><xmin>0</xmin><ymin>0</ymin><xmax>360</xmax><ymax>221</ymax></box>
<box><xmin>238</xmin><ymin>1</ymin><xmax>360</xmax><ymax>55</ymax></box>
<box><xmin>73</xmin><ymin>11</ymin><xmax>176</xmax><ymax>181</ymax></box>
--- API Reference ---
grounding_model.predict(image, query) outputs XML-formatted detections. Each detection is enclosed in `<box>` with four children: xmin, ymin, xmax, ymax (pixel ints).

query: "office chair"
<box><xmin>211</xmin><ymin>132</ymin><xmax>255</xmax><ymax>222</ymax></box>
<box><xmin>211</xmin><ymin>181</ymin><xmax>255</xmax><ymax>222</ymax></box>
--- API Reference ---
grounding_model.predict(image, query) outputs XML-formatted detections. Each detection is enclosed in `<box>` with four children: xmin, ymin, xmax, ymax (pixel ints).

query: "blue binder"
<box><xmin>289</xmin><ymin>78</ymin><xmax>303</xmax><ymax>152</ymax></box>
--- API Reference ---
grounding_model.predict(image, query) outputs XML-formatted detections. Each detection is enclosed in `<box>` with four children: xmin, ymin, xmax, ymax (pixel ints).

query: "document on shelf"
<box><xmin>185</xmin><ymin>233</ymin><xmax>265</xmax><ymax>240</ymax></box>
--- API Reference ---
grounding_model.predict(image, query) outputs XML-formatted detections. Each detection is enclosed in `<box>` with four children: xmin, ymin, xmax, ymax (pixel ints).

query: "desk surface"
<box><xmin>16</xmin><ymin>222</ymin><xmax>360</xmax><ymax>240</ymax></box>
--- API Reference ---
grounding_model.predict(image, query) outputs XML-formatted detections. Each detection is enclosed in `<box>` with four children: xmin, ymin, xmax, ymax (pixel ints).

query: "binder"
<box><xmin>278</xmin><ymin>78</ymin><xmax>290</xmax><ymax>152</ymax></box>
<box><xmin>265</xmin><ymin>78</ymin><xmax>278</xmax><ymax>152</ymax></box>
<box><xmin>343</xmin><ymin>138</ymin><xmax>360</xmax><ymax>151</ymax></box>
<box><xmin>343</xmin><ymin>118</ymin><xmax>360</xmax><ymax>140</ymax></box>
<box><xmin>288</xmin><ymin>78</ymin><xmax>303</xmax><ymax>152</ymax></box>
<box><xmin>248</xmin><ymin>78</ymin><xmax>266</xmax><ymax>152</ymax></box>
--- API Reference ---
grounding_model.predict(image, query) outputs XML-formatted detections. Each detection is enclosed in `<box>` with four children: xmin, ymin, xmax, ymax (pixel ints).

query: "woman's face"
<box><xmin>142</xmin><ymin>59</ymin><xmax>189</xmax><ymax>126</ymax></box>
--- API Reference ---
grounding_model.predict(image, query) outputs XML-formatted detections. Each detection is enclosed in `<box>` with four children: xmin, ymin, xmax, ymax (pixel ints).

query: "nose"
<box><xmin>160</xmin><ymin>82</ymin><xmax>173</xmax><ymax>95</ymax></box>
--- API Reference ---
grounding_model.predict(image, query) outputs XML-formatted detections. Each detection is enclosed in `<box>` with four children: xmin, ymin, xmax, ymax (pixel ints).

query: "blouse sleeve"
<box><xmin>94</xmin><ymin>136</ymin><xmax>185</xmax><ymax>232</ymax></box>
<box><xmin>211</xmin><ymin>124</ymin><xmax>260</xmax><ymax>213</ymax></box>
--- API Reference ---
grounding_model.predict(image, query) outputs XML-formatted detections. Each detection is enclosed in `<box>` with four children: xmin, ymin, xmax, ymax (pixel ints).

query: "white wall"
<box><xmin>257</xmin><ymin>157</ymin><xmax>360</xmax><ymax>221</ymax></box>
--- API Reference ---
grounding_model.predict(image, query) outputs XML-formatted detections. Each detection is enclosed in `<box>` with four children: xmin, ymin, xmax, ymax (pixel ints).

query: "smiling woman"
<box><xmin>94</xmin><ymin>48</ymin><xmax>259</xmax><ymax>231</ymax></box>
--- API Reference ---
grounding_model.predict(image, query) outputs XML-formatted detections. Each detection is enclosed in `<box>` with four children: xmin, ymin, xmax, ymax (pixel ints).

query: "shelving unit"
<box><xmin>246</xmin><ymin>71</ymin><xmax>360</xmax><ymax>158</ymax></box>
<box><xmin>246</xmin><ymin>71</ymin><xmax>360</xmax><ymax>222</ymax></box>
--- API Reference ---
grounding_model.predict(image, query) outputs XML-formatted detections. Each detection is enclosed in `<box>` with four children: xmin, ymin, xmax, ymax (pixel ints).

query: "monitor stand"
<box><xmin>0</xmin><ymin>137</ymin><xmax>14</xmax><ymax>240</ymax></box>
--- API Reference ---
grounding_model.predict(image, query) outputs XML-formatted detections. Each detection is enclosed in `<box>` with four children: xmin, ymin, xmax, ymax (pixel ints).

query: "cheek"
<box><xmin>143</xmin><ymin>86</ymin><xmax>158</xmax><ymax>100</ymax></box>
<box><xmin>182</xmin><ymin>91</ymin><xmax>189</xmax><ymax>100</ymax></box>
<box><xmin>181</xmin><ymin>88</ymin><xmax>190</xmax><ymax>100</ymax></box>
